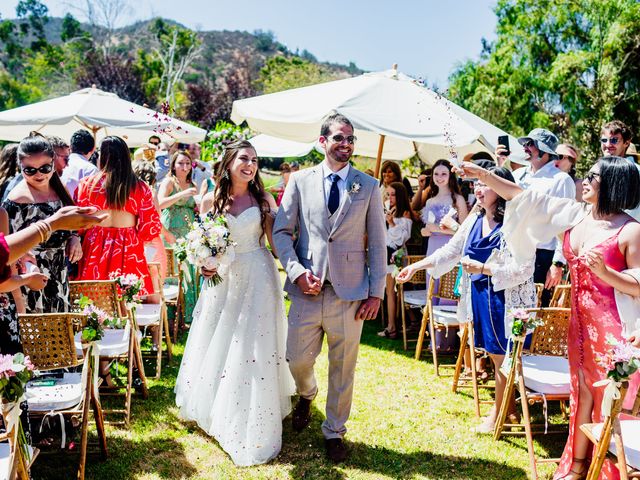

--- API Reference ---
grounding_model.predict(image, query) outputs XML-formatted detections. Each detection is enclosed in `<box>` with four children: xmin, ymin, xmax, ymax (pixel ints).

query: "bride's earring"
<box><xmin>222</xmin><ymin>170</ymin><xmax>229</xmax><ymax>180</ymax></box>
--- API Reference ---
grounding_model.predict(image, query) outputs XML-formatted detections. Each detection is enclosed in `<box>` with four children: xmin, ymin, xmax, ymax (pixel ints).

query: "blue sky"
<box><xmin>1</xmin><ymin>0</ymin><xmax>497</xmax><ymax>87</ymax></box>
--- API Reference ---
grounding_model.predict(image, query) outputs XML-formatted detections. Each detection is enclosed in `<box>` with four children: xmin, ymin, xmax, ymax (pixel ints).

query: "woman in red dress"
<box><xmin>76</xmin><ymin>136</ymin><xmax>161</xmax><ymax>298</ymax></box>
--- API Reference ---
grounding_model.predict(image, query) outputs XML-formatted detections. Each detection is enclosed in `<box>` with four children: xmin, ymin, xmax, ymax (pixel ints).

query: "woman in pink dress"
<box><xmin>456</xmin><ymin>156</ymin><xmax>640</xmax><ymax>480</ymax></box>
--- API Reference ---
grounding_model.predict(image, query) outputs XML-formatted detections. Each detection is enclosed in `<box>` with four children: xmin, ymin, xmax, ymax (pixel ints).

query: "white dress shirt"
<box><xmin>61</xmin><ymin>153</ymin><xmax>98</xmax><ymax>198</ymax></box>
<box><xmin>512</xmin><ymin>161</ymin><xmax>576</xmax><ymax>262</ymax></box>
<box><xmin>321</xmin><ymin>161</ymin><xmax>350</xmax><ymax>214</ymax></box>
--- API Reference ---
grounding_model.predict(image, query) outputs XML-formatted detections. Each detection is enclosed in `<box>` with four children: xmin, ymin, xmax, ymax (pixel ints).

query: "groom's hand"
<box><xmin>356</xmin><ymin>296</ymin><xmax>381</xmax><ymax>321</ymax></box>
<box><xmin>295</xmin><ymin>271</ymin><xmax>322</xmax><ymax>295</ymax></box>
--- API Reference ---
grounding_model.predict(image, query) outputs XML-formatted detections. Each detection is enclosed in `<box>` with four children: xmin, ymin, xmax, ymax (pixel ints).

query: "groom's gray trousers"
<box><xmin>287</xmin><ymin>284</ymin><xmax>363</xmax><ymax>439</ymax></box>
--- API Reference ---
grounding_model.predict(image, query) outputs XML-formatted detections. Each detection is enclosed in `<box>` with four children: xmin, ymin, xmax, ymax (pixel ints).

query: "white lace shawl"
<box><xmin>503</xmin><ymin>189</ymin><xmax>640</xmax><ymax>336</ymax></box>
<box><xmin>426</xmin><ymin>211</ymin><xmax>536</xmax><ymax>332</ymax></box>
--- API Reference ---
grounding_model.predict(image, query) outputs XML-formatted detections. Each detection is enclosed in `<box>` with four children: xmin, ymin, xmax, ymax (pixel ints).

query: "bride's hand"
<box><xmin>201</xmin><ymin>267</ymin><xmax>217</xmax><ymax>279</ymax></box>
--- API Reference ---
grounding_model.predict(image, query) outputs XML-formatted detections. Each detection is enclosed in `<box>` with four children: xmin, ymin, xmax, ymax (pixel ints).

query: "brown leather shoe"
<box><xmin>325</xmin><ymin>438</ymin><xmax>348</xmax><ymax>463</ymax></box>
<box><xmin>291</xmin><ymin>397</ymin><xmax>312</xmax><ymax>432</ymax></box>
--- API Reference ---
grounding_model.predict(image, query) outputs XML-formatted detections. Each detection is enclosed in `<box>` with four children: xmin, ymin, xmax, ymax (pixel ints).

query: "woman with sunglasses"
<box><xmin>1</xmin><ymin>133</ymin><xmax>79</xmax><ymax>313</ymax></box>
<box><xmin>455</xmin><ymin>156</ymin><xmax>640</xmax><ymax>480</ymax></box>
<box><xmin>555</xmin><ymin>144</ymin><xmax>583</xmax><ymax>201</ymax></box>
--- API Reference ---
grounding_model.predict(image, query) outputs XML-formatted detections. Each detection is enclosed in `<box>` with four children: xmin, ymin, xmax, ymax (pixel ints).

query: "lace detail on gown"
<box><xmin>174</xmin><ymin>206</ymin><xmax>295</xmax><ymax>466</ymax></box>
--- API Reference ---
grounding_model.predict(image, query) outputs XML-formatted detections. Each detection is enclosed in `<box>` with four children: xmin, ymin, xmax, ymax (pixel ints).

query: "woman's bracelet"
<box><xmin>33</xmin><ymin>221</ymin><xmax>52</xmax><ymax>243</ymax></box>
<box><xmin>480</xmin><ymin>263</ymin><xmax>485</xmax><ymax>275</ymax></box>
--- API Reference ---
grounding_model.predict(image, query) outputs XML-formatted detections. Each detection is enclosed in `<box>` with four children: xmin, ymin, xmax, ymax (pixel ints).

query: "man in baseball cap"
<box><xmin>503</xmin><ymin>127</ymin><xmax>576</xmax><ymax>306</ymax></box>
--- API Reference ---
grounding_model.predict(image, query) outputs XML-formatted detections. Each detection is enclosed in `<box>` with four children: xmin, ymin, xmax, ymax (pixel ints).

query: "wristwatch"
<box><xmin>552</xmin><ymin>261</ymin><xmax>565</xmax><ymax>268</ymax></box>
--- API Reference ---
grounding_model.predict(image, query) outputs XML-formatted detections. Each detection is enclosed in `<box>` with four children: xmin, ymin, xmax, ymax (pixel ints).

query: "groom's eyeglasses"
<box><xmin>21</xmin><ymin>162</ymin><xmax>54</xmax><ymax>176</ymax></box>
<box><xmin>327</xmin><ymin>134</ymin><xmax>357</xmax><ymax>145</ymax></box>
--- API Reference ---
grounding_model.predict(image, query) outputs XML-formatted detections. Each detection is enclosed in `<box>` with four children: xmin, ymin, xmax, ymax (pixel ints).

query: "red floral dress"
<box><xmin>75</xmin><ymin>175</ymin><xmax>161</xmax><ymax>295</ymax></box>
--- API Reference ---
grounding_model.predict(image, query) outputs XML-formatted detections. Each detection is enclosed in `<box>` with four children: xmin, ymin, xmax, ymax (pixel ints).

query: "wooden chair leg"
<box><xmin>78</xmin><ymin>365</ymin><xmax>92</xmax><ymax>480</ymax></box>
<box><xmin>613</xmin><ymin>417</ymin><xmax>629</xmax><ymax>480</ymax></box>
<box><xmin>429</xmin><ymin>312</ymin><xmax>440</xmax><ymax>376</ymax></box>
<box><xmin>415</xmin><ymin>306</ymin><xmax>429</xmax><ymax>361</ymax></box>
<box><xmin>125</xmin><ymin>339</ymin><xmax>134</xmax><ymax>428</ymax></box>
<box><xmin>155</xmin><ymin>319</ymin><xmax>163</xmax><ymax>379</ymax></box>
<box><xmin>517</xmin><ymin>368</ymin><xmax>538</xmax><ymax>480</ymax></box>
<box><xmin>163</xmin><ymin>304</ymin><xmax>173</xmax><ymax>362</ymax></box>
<box><xmin>400</xmin><ymin>295</ymin><xmax>408</xmax><ymax>351</ymax></box>
<box><xmin>91</xmin><ymin>384</ymin><xmax>108</xmax><ymax>457</ymax></box>
<box><xmin>468</xmin><ymin>324</ymin><xmax>481</xmax><ymax>418</ymax></box>
<box><xmin>452</xmin><ymin>323</ymin><xmax>469</xmax><ymax>393</ymax></box>
<box><xmin>494</xmin><ymin>341</ymin><xmax>521</xmax><ymax>440</ymax></box>
<box><xmin>133</xmin><ymin>338</ymin><xmax>149</xmax><ymax>399</ymax></box>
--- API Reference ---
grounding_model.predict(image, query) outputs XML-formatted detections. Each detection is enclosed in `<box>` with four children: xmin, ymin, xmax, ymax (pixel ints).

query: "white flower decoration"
<box><xmin>348</xmin><ymin>181</ymin><xmax>361</xmax><ymax>194</ymax></box>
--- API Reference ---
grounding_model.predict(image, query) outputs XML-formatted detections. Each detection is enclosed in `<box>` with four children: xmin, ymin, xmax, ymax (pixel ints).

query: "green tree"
<box><xmin>448</xmin><ymin>0</ymin><xmax>640</xmax><ymax>172</ymax></box>
<box><xmin>258</xmin><ymin>56</ymin><xmax>342</xmax><ymax>94</ymax></box>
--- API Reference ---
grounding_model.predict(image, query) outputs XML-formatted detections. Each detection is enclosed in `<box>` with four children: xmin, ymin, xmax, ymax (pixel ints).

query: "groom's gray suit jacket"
<box><xmin>273</xmin><ymin>164</ymin><xmax>386</xmax><ymax>301</ymax></box>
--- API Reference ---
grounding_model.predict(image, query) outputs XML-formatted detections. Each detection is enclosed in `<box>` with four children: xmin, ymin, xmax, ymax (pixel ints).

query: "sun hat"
<box><xmin>517</xmin><ymin>128</ymin><xmax>559</xmax><ymax>158</ymax></box>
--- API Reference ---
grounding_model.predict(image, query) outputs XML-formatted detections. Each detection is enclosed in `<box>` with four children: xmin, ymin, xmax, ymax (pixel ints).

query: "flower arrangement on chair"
<box><xmin>594</xmin><ymin>334</ymin><xmax>640</xmax><ymax>416</ymax></box>
<box><xmin>109</xmin><ymin>271</ymin><xmax>144</xmax><ymax>313</ymax></box>
<box><xmin>0</xmin><ymin>353</ymin><xmax>37</xmax><ymax>465</ymax></box>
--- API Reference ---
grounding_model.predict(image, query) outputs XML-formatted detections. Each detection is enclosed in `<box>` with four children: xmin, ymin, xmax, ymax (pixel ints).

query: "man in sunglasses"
<box><xmin>274</xmin><ymin>113</ymin><xmax>386</xmax><ymax>463</ymax></box>
<box><xmin>505</xmin><ymin>128</ymin><xmax>575</xmax><ymax>306</ymax></box>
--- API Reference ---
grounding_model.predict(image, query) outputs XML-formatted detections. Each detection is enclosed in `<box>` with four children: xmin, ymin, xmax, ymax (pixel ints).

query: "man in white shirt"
<box><xmin>61</xmin><ymin>129</ymin><xmax>98</xmax><ymax>198</ymax></box>
<box><xmin>499</xmin><ymin>128</ymin><xmax>575</xmax><ymax>306</ymax></box>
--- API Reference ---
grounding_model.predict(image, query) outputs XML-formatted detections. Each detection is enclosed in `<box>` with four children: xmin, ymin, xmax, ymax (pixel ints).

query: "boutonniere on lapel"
<box><xmin>347</xmin><ymin>176</ymin><xmax>362</xmax><ymax>195</ymax></box>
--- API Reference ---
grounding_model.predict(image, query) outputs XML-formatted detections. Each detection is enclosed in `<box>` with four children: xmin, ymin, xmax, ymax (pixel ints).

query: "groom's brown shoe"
<box><xmin>325</xmin><ymin>438</ymin><xmax>348</xmax><ymax>463</ymax></box>
<box><xmin>292</xmin><ymin>397</ymin><xmax>312</xmax><ymax>431</ymax></box>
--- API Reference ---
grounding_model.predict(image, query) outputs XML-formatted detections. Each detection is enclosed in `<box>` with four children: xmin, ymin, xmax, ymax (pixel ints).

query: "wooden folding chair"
<box><xmin>493</xmin><ymin>307</ymin><xmax>571</xmax><ymax>480</ymax></box>
<box><xmin>69</xmin><ymin>280</ymin><xmax>148</xmax><ymax>427</ymax></box>
<box><xmin>581</xmin><ymin>382</ymin><xmax>640</xmax><ymax>480</ymax></box>
<box><xmin>19</xmin><ymin>313</ymin><xmax>108</xmax><ymax>480</ymax></box>
<box><xmin>0</xmin><ymin>408</ymin><xmax>34</xmax><ymax>480</ymax></box>
<box><xmin>164</xmin><ymin>247</ymin><xmax>185</xmax><ymax>343</ymax></box>
<box><xmin>549</xmin><ymin>284</ymin><xmax>572</xmax><ymax>308</ymax></box>
<box><xmin>534</xmin><ymin>283</ymin><xmax>544</xmax><ymax>307</ymax></box>
<box><xmin>139</xmin><ymin>262</ymin><xmax>173</xmax><ymax>379</ymax></box>
<box><xmin>397</xmin><ymin>255</ymin><xmax>426</xmax><ymax>351</ymax></box>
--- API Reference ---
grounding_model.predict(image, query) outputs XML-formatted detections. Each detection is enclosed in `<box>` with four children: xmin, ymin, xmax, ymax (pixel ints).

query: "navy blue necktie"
<box><xmin>328</xmin><ymin>174</ymin><xmax>340</xmax><ymax>215</ymax></box>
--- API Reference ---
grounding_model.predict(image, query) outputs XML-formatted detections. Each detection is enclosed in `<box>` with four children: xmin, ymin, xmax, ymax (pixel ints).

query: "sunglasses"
<box><xmin>557</xmin><ymin>154</ymin><xmax>576</xmax><ymax>162</ymax></box>
<box><xmin>585</xmin><ymin>172</ymin><xmax>600</xmax><ymax>183</ymax></box>
<box><xmin>21</xmin><ymin>162</ymin><xmax>54</xmax><ymax>176</ymax></box>
<box><xmin>522</xmin><ymin>140</ymin><xmax>535</xmax><ymax>148</ymax></box>
<box><xmin>327</xmin><ymin>134</ymin><xmax>357</xmax><ymax>144</ymax></box>
<box><xmin>600</xmin><ymin>137</ymin><xmax>620</xmax><ymax>145</ymax></box>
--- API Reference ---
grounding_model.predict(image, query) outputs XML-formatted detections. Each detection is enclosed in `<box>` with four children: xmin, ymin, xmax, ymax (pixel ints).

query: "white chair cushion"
<box><xmin>403</xmin><ymin>289</ymin><xmax>427</xmax><ymax>306</ymax></box>
<box><xmin>74</xmin><ymin>329</ymin><xmax>141</xmax><ymax>357</ymax></box>
<box><xmin>432</xmin><ymin>306</ymin><xmax>460</xmax><ymax>326</ymax></box>
<box><xmin>135</xmin><ymin>303</ymin><xmax>162</xmax><ymax>327</ymax></box>
<box><xmin>593</xmin><ymin>419</ymin><xmax>640</xmax><ymax>470</ymax></box>
<box><xmin>522</xmin><ymin>355</ymin><xmax>570</xmax><ymax>395</ymax></box>
<box><xmin>26</xmin><ymin>372</ymin><xmax>83</xmax><ymax>412</ymax></box>
<box><xmin>163</xmin><ymin>284</ymin><xmax>179</xmax><ymax>301</ymax></box>
<box><xmin>0</xmin><ymin>443</ymin><xmax>34</xmax><ymax>477</ymax></box>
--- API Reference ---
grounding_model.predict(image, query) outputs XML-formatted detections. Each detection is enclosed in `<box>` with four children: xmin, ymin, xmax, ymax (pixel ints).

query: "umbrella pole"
<box><xmin>374</xmin><ymin>134</ymin><xmax>386</xmax><ymax>178</ymax></box>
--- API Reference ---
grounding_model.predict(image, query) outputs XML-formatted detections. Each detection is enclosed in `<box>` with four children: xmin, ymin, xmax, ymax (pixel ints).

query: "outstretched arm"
<box><xmin>454</xmin><ymin>161</ymin><xmax>523</xmax><ymax>200</ymax></box>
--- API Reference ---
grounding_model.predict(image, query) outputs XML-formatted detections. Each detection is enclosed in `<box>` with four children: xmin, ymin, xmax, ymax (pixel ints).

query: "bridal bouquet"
<box><xmin>109</xmin><ymin>271</ymin><xmax>144</xmax><ymax>311</ymax></box>
<box><xmin>175</xmin><ymin>215</ymin><xmax>236</xmax><ymax>286</ymax></box>
<box><xmin>594</xmin><ymin>334</ymin><xmax>640</xmax><ymax>415</ymax></box>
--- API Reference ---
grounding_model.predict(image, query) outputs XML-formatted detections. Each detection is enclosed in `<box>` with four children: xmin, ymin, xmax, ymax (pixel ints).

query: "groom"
<box><xmin>273</xmin><ymin>113</ymin><xmax>386</xmax><ymax>462</ymax></box>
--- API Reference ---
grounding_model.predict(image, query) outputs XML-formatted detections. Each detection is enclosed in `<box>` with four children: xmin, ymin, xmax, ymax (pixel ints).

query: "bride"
<box><xmin>174</xmin><ymin>140</ymin><xmax>295</xmax><ymax>466</ymax></box>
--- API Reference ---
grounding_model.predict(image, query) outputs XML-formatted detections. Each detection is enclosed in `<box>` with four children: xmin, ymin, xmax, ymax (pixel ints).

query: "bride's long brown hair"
<box><xmin>212</xmin><ymin>140</ymin><xmax>270</xmax><ymax>240</ymax></box>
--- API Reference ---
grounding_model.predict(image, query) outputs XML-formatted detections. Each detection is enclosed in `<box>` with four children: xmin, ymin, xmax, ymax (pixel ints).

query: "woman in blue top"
<box><xmin>397</xmin><ymin>167</ymin><xmax>536</xmax><ymax>433</ymax></box>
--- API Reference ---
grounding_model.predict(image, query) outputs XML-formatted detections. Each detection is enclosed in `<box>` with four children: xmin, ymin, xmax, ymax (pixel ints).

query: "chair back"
<box><xmin>527</xmin><ymin>308</ymin><xmax>571</xmax><ymax>358</ymax></box>
<box><xmin>549</xmin><ymin>284</ymin><xmax>572</xmax><ymax>308</ymax></box>
<box><xmin>435</xmin><ymin>266</ymin><xmax>460</xmax><ymax>302</ymax></box>
<box><xmin>534</xmin><ymin>283</ymin><xmax>544</xmax><ymax>307</ymax></box>
<box><xmin>18</xmin><ymin>313</ymin><xmax>85</xmax><ymax>371</ymax></box>
<box><xmin>401</xmin><ymin>255</ymin><xmax>426</xmax><ymax>285</ymax></box>
<box><xmin>165</xmin><ymin>247</ymin><xmax>179</xmax><ymax>279</ymax></box>
<box><xmin>69</xmin><ymin>280</ymin><xmax>123</xmax><ymax>318</ymax></box>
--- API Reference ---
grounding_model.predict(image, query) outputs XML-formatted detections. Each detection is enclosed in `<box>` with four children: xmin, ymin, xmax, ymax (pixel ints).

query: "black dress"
<box><xmin>2</xmin><ymin>199</ymin><xmax>71</xmax><ymax>313</ymax></box>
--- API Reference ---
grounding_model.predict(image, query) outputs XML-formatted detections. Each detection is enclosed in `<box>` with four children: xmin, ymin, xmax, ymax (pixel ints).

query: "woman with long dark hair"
<box><xmin>2</xmin><ymin>133</ymin><xmax>80</xmax><ymax>313</ymax></box>
<box><xmin>158</xmin><ymin>150</ymin><xmax>198</xmax><ymax>321</ymax></box>
<box><xmin>397</xmin><ymin>167</ymin><xmax>536</xmax><ymax>433</ymax></box>
<box><xmin>378</xmin><ymin>182</ymin><xmax>414</xmax><ymax>338</ymax></box>
<box><xmin>455</xmin><ymin>157</ymin><xmax>640</xmax><ymax>479</ymax></box>
<box><xmin>175</xmin><ymin>140</ymin><xmax>295</xmax><ymax>467</ymax></box>
<box><xmin>75</xmin><ymin>136</ymin><xmax>161</xmax><ymax>298</ymax></box>
<box><xmin>0</xmin><ymin>143</ymin><xmax>20</xmax><ymax>201</ymax></box>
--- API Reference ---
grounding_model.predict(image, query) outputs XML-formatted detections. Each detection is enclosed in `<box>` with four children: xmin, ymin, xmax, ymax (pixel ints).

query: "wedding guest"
<box><xmin>0</xmin><ymin>144</ymin><xmax>20</xmax><ymax>202</ymax></box>
<box><xmin>75</xmin><ymin>136</ymin><xmax>161</xmax><ymax>301</ymax></box>
<box><xmin>148</xmin><ymin>135</ymin><xmax>161</xmax><ymax>147</ymax></box>
<box><xmin>188</xmin><ymin>143</ymin><xmax>212</xmax><ymax>192</ymax></box>
<box><xmin>158</xmin><ymin>150</ymin><xmax>198</xmax><ymax>322</ymax></box>
<box><xmin>155</xmin><ymin>142</ymin><xmax>171</xmax><ymax>184</ymax></box>
<box><xmin>47</xmin><ymin>136</ymin><xmax>70</xmax><ymax>177</ymax></box>
<box><xmin>498</xmin><ymin>128</ymin><xmax>575</xmax><ymax>306</ymax></box>
<box><xmin>270</xmin><ymin>162</ymin><xmax>291</xmax><ymax>206</ymax></box>
<box><xmin>554</xmin><ymin>144</ymin><xmax>583</xmax><ymax>201</ymax></box>
<box><xmin>398</xmin><ymin>166</ymin><xmax>535</xmax><ymax>433</ymax></box>
<box><xmin>456</xmin><ymin>157</ymin><xmax>640</xmax><ymax>479</ymax></box>
<box><xmin>380</xmin><ymin>160</ymin><xmax>413</xmax><ymax>204</ymax></box>
<box><xmin>411</xmin><ymin>168</ymin><xmax>433</xmax><ymax>212</ymax></box>
<box><xmin>378</xmin><ymin>182</ymin><xmax>414</xmax><ymax>339</ymax></box>
<box><xmin>2</xmin><ymin>133</ymin><xmax>79</xmax><ymax>313</ymax></box>
<box><xmin>61</xmin><ymin>129</ymin><xmax>98</xmax><ymax>198</ymax></box>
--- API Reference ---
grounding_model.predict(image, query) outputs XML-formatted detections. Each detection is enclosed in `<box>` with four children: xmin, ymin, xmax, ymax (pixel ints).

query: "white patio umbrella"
<box><xmin>0</xmin><ymin>86</ymin><xmax>206</xmax><ymax>147</ymax></box>
<box><xmin>231</xmin><ymin>66</ymin><xmax>525</xmax><ymax>175</ymax></box>
<box><xmin>248</xmin><ymin>134</ymin><xmax>316</xmax><ymax>158</ymax></box>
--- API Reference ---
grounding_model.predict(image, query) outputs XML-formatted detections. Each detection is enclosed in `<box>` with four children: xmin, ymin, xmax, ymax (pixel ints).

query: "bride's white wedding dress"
<box><xmin>174</xmin><ymin>206</ymin><xmax>295</xmax><ymax>466</ymax></box>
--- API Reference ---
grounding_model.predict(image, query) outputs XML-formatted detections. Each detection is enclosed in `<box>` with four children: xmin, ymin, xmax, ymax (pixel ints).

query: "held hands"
<box><xmin>295</xmin><ymin>271</ymin><xmax>322</xmax><ymax>296</ymax></box>
<box><xmin>356</xmin><ymin>296</ymin><xmax>381</xmax><ymax>321</ymax></box>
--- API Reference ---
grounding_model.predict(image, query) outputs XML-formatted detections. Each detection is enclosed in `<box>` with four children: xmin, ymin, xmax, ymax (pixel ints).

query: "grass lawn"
<box><xmin>32</xmin><ymin>318</ymin><xmax>566</xmax><ymax>480</ymax></box>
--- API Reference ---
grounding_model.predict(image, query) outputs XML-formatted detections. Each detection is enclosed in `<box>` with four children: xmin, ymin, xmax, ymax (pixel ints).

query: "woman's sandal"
<box><xmin>377</xmin><ymin>328</ymin><xmax>398</xmax><ymax>339</ymax></box>
<box><xmin>559</xmin><ymin>458</ymin><xmax>587</xmax><ymax>480</ymax></box>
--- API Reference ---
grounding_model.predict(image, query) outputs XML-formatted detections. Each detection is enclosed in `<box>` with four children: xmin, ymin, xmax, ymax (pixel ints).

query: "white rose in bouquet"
<box><xmin>203</xmin><ymin>256</ymin><xmax>219</xmax><ymax>270</ymax></box>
